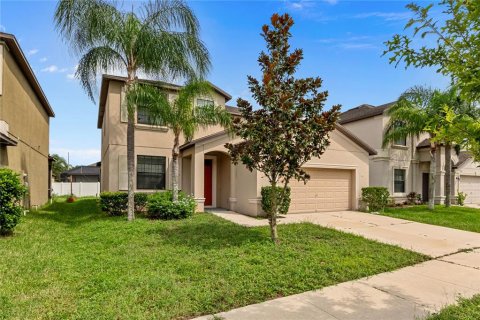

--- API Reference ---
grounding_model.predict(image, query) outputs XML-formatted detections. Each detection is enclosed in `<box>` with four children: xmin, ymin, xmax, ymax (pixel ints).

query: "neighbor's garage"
<box><xmin>460</xmin><ymin>175</ymin><xmax>480</xmax><ymax>204</ymax></box>
<box><xmin>289</xmin><ymin>168</ymin><xmax>353</xmax><ymax>213</ymax></box>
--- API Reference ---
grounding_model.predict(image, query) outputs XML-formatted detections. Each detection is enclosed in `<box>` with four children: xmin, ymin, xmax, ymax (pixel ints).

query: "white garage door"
<box><xmin>460</xmin><ymin>175</ymin><xmax>480</xmax><ymax>204</ymax></box>
<box><xmin>289</xmin><ymin>168</ymin><xmax>352</xmax><ymax>213</ymax></box>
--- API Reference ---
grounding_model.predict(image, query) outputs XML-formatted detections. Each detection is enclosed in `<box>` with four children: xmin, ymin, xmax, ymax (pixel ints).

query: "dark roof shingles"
<box><xmin>339</xmin><ymin>102</ymin><xmax>395</xmax><ymax>124</ymax></box>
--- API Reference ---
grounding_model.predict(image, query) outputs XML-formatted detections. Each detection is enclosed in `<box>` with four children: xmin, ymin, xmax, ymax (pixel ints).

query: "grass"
<box><xmin>427</xmin><ymin>295</ymin><xmax>480</xmax><ymax>320</ymax></box>
<box><xmin>383</xmin><ymin>205</ymin><xmax>480</xmax><ymax>233</ymax></box>
<box><xmin>0</xmin><ymin>198</ymin><xmax>427</xmax><ymax>320</ymax></box>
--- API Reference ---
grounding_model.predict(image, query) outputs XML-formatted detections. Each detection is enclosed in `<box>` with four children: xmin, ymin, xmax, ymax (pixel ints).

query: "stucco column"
<box><xmin>435</xmin><ymin>146</ymin><xmax>446</xmax><ymax>204</ymax></box>
<box><xmin>192</xmin><ymin>146</ymin><xmax>205</xmax><ymax>212</ymax></box>
<box><xmin>229</xmin><ymin>163</ymin><xmax>237</xmax><ymax>211</ymax></box>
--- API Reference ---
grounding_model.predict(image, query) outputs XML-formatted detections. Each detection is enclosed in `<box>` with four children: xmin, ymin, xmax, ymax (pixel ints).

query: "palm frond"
<box><xmin>76</xmin><ymin>46</ymin><xmax>126</xmax><ymax>101</ymax></box>
<box><xmin>54</xmin><ymin>0</ymin><xmax>123</xmax><ymax>54</ymax></box>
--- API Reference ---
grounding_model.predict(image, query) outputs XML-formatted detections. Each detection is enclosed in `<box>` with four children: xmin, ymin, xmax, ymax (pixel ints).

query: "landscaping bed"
<box><xmin>0</xmin><ymin>198</ymin><xmax>427</xmax><ymax>319</ymax></box>
<box><xmin>383</xmin><ymin>205</ymin><xmax>480</xmax><ymax>233</ymax></box>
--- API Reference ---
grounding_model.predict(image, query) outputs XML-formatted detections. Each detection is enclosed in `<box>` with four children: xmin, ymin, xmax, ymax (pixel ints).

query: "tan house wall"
<box><xmin>101</xmin><ymin>79</ymin><xmax>229</xmax><ymax>192</ymax></box>
<box><xmin>0</xmin><ymin>44</ymin><xmax>50</xmax><ymax>206</ymax></box>
<box><xmin>343</xmin><ymin>114</ymin><xmax>435</xmax><ymax>201</ymax></box>
<box><xmin>182</xmin><ymin>128</ymin><xmax>371</xmax><ymax>216</ymax></box>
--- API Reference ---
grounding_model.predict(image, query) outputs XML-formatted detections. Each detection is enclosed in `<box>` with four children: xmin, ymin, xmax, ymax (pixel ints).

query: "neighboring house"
<box><xmin>340</xmin><ymin>103</ymin><xmax>480</xmax><ymax>205</ymax></box>
<box><xmin>0</xmin><ymin>33</ymin><xmax>55</xmax><ymax>207</ymax></box>
<box><xmin>61</xmin><ymin>162</ymin><xmax>101</xmax><ymax>182</ymax></box>
<box><xmin>99</xmin><ymin>75</ymin><xmax>375</xmax><ymax>216</ymax></box>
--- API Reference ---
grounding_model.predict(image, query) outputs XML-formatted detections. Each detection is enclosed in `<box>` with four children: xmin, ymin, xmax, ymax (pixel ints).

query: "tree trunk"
<box><xmin>269</xmin><ymin>181</ymin><xmax>279</xmax><ymax>244</ymax></box>
<box><xmin>127</xmin><ymin>114</ymin><xmax>135</xmax><ymax>221</ymax></box>
<box><xmin>428</xmin><ymin>144</ymin><xmax>436</xmax><ymax>210</ymax></box>
<box><xmin>445</xmin><ymin>143</ymin><xmax>452</xmax><ymax>207</ymax></box>
<box><xmin>126</xmin><ymin>71</ymin><xmax>136</xmax><ymax>221</ymax></box>
<box><xmin>172</xmin><ymin>133</ymin><xmax>180</xmax><ymax>203</ymax></box>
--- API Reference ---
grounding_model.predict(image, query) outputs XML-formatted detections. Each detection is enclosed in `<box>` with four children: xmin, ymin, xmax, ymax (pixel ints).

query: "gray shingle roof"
<box><xmin>339</xmin><ymin>102</ymin><xmax>395</xmax><ymax>124</ymax></box>
<box><xmin>225</xmin><ymin>105</ymin><xmax>241</xmax><ymax>115</ymax></box>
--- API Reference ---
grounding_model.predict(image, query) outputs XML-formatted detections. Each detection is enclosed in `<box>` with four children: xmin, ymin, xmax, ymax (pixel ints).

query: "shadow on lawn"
<box><xmin>147</xmin><ymin>215</ymin><xmax>271</xmax><ymax>250</ymax></box>
<box><xmin>29</xmin><ymin>199</ymin><xmax>112</xmax><ymax>227</ymax></box>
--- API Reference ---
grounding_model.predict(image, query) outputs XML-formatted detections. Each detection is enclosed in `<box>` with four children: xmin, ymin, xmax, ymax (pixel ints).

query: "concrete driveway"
<box><xmin>193</xmin><ymin>209</ymin><xmax>480</xmax><ymax>320</ymax></box>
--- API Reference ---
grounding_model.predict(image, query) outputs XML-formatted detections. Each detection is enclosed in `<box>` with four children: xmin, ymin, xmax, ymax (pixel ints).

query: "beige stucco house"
<box><xmin>99</xmin><ymin>75</ymin><xmax>375</xmax><ymax>216</ymax></box>
<box><xmin>340</xmin><ymin>103</ymin><xmax>480</xmax><ymax>205</ymax></box>
<box><xmin>0</xmin><ymin>33</ymin><xmax>55</xmax><ymax>207</ymax></box>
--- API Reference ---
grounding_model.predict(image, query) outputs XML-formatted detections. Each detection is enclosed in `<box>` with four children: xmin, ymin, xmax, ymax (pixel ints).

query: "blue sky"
<box><xmin>0</xmin><ymin>0</ymin><xmax>449</xmax><ymax>165</ymax></box>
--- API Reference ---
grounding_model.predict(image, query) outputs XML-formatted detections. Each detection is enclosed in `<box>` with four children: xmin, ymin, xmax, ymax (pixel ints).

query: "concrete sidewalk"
<box><xmin>192</xmin><ymin>210</ymin><xmax>480</xmax><ymax>320</ymax></box>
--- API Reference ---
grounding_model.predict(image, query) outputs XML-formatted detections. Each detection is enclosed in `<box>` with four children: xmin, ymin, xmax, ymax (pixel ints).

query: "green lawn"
<box><xmin>1</xmin><ymin>199</ymin><xmax>427</xmax><ymax>320</ymax></box>
<box><xmin>427</xmin><ymin>295</ymin><xmax>480</xmax><ymax>320</ymax></box>
<box><xmin>383</xmin><ymin>205</ymin><xmax>480</xmax><ymax>233</ymax></box>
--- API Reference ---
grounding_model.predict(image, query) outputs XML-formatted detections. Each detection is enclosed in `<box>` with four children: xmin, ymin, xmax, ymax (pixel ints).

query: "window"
<box><xmin>137</xmin><ymin>106</ymin><xmax>156</xmax><ymax>125</ymax></box>
<box><xmin>394</xmin><ymin>169</ymin><xmax>406</xmax><ymax>193</ymax></box>
<box><xmin>196</xmin><ymin>98</ymin><xmax>214</xmax><ymax>107</ymax></box>
<box><xmin>137</xmin><ymin>156</ymin><xmax>166</xmax><ymax>190</ymax></box>
<box><xmin>394</xmin><ymin>136</ymin><xmax>407</xmax><ymax>146</ymax></box>
<box><xmin>392</xmin><ymin>121</ymin><xmax>407</xmax><ymax>146</ymax></box>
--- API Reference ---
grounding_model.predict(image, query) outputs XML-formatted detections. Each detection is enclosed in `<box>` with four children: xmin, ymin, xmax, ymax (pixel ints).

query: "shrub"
<box><xmin>146</xmin><ymin>191</ymin><xmax>196</xmax><ymax>220</ymax></box>
<box><xmin>457</xmin><ymin>191</ymin><xmax>467</xmax><ymax>206</ymax></box>
<box><xmin>99</xmin><ymin>192</ymin><xmax>152</xmax><ymax>215</ymax></box>
<box><xmin>0</xmin><ymin>168</ymin><xmax>27</xmax><ymax>235</ymax></box>
<box><xmin>261</xmin><ymin>186</ymin><xmax>291</xmax><ymax>216</ymax></box>
<box><xmin>361</xmin><ymin>187</ymin><xmax>390</xmax><ymax>213</ymax></box>
<box><xmin>99</xmin><ymin>192</ymin><xmax>128</xmax><ymax>216</ymax></box>
<box><xmin>134</xmin><ymin>193</ymin><xmax>149</xmax><ymax>212</ymax></box>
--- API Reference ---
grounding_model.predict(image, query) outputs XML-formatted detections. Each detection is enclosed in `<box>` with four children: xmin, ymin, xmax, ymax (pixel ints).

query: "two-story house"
<box><xmin>0</xmin><ymin>33</ymin><xmax>55</xmax><ymax>207</ymax></box>
<box><xmin>340</xmin><ymin>103</ymin><xmax>480</xmax><ymax>205</ymax></box>
<box><xmin>98</xmin><ymin>74</ymin><xmax>377</xmax><ymax>215</ymax></box>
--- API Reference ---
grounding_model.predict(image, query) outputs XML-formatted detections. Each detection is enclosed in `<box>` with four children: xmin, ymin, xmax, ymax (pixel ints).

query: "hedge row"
<box><xmin>99</xmin><ymin>191</ymin><xmax>195</xmax><ymax>220</ymax></box>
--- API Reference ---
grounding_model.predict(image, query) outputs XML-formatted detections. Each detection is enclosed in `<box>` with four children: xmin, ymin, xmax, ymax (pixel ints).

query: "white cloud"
<box><xmin>339</xmin><ymin>43</ymin><xmax>377</xmax><ymax>50</ymax></box>
<box><xmin>316</xmin><ymin>35</ymin><xmax>378</xmax><ymax>50</ymax></box>
<box><xmin>66</xmin><ymin>64</ymin><xmax>78</xmax><ymax>80</ymax></box>
<box><xmin>41</xmin><ymin>65</ymin><xmax>69</xmax><ymax>73</ymax></box>
<box><xmin>41</xmin><ymin>65</ymin><xmax>59</xmax><ymax>73</ymax></box>
<box><xmin>323</xmin><ymin>0</ymin><xmax>338</xmax><ymax>4</ymax></box>
<box><xmin>284</xmin><ymin>0</ymin><xmax>316</xmax><ymax>11</ymax></box>
<box><xmin>27</xmin><ymin>49</ymin><xmax>39</xmax><ymax>56</ymax></box>
<box><xmin>354</xmin><ymin>12</ymin><xmax>411</xmax><ymax>21</ymax></box>
<box><xmin>40</xmin><ymin>57</ymin><xmax>47</xmax><ymax>63</ymax></box>
<box><xmin>0</xmin><ymin>25</ymin><xmax>5</xmax><ymax>32</ymax></box>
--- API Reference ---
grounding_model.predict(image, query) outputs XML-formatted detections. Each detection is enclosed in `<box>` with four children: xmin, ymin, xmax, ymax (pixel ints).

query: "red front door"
<box><xmin>204</xmin><ymin>159</ymin><xmax>213</xmax><ymax>206</ymax></box>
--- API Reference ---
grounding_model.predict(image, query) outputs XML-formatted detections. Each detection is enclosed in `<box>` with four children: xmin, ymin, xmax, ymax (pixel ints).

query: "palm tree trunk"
<box><xmin>172</xmin><ymin>133</ymin><xmax>180</xmax><ymax>203</ymax></box>
<box><xmin>428</xmin><ymin>144</ymin><xmax>436</xmax><ymax>210</ymax></box>
<box><xmin>126</xmin><ymin>71</ymin><xmax>136</xmax><ymax>221</ymax></box>
<box><xmin>445</xmin><ymin>143</ymin><xmax>452</xmax><ymax>207</ymax></box>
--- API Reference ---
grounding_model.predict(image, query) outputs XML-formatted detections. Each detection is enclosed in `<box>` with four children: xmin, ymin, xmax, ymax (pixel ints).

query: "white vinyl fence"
<box><xmin>52</xmin><ymin>182</ymin><xmax>101</xmax><ymax>197</ymax></box>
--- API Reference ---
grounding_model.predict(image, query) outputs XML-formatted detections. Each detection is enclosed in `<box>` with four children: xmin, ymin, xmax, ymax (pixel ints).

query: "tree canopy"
<box><xmin>226</xmin><ymin>13</ymin><xmax>340</xmax><ymax>242</ymax></box>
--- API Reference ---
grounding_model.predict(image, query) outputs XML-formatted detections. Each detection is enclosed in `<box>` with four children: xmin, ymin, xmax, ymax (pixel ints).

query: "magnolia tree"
<box><xmin>225</xmin><ymin>14</ymin><xmax>340</xmax><ymax>243</ymax></box>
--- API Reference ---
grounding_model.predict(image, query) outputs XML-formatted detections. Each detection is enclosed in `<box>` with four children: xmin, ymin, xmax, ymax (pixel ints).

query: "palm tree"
<box><xmin>429</xmin><ymin>87</ymin><xmax>477</xmax><ymax>207</ymax></box>
<box><xmin>54</xmin><ymin>0</ymin><xmax>210</xmax><ymax>220</ymax></box>
<box><xmin>129</xmin><ymin>81</ymin><xmax>232</xmax><ymax>202</ymax></box>
<box><xmin>383</xmin><ymin>86</ymin><xmax>439</xmax><ymax>210</ymax></box>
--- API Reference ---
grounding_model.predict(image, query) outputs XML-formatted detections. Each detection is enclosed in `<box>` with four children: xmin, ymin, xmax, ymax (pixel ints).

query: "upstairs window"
<box><xmin>196</xmin><ymin>98</ymin><xmax>214</xmax><ymax>107</ymax></box>
<box><xmin>392</xmin><ymin>121</ymin><xmax>407</xmax><ymax>146</ymax></box>
<box><xmin>394</xmin><ymin>169</ymin><xmax>406</xmax><ymax>193</ymax></box>
<box><xmin>137</xmin><ymin>106</ymin><xmax>156</xmax><ymax>125</ymax></box>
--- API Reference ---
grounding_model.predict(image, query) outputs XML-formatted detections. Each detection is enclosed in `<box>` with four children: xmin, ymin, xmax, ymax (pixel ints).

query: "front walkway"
<box><xmin>193</xmin><ymin>210</ymin><xmax>480</xmax><ymax>320</ymax></box>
